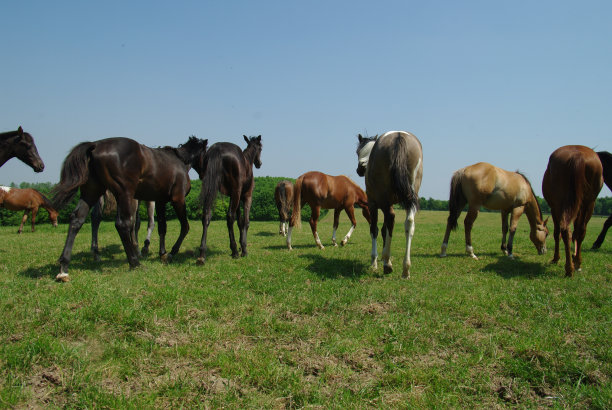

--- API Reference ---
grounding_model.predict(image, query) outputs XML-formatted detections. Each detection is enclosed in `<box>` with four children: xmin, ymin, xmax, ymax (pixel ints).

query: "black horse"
<box><xmin>0</xmin><ymin>127</ymin><xmax>45</xmax><ymax>172</ymax></box>
<box><xmin>197</xmin><ymin>135</ymin><xmax>262</xmax><ymax>264</ymax></box>
<box><xmin>52</xmin><ymin>136</ymin><xmax>208</xmax><ymax>281</ymax></box>
<box><xmin>592</xmin><ymin>151</ymin><xmax>612</xmax><ymax>249</ymax></box>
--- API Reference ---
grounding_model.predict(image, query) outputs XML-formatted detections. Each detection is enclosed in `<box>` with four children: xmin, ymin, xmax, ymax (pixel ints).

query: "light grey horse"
<box><xmin>356</xmin><ymin>131</ymin><xmax>423</xmax><ymax>278</ymax></box>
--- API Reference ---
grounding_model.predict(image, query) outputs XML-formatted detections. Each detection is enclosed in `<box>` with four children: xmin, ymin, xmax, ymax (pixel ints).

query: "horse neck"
<box><xmin>0</xmin><ymin>134</ymin><xmax>17</xmax><ymax>166</ymax></box>
<box><xmin>523</xmin><ymin>192</ymin><xmax>543</xmax><ymax>230</ymax></box>
<box><xmin>243</xmin><ymin>145</ymin><xmax>257</xmax><ymax>166</ymax></box>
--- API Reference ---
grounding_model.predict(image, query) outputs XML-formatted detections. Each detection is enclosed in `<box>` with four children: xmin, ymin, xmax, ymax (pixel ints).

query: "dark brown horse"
<box><xmin>90</xmin><ymin>190</ymin><xmax>156</xmax><ymax>261</ymax></box>
<box><xmin>197</xmin><ymin>135</ymin><xmax>262</xmax><ymax>264</ymax></box>
<box><xmin>52</xmin><ymin>136</ymin><xmax>208</xmax><ymax>281</ymax></box>
<box><xmin>542</xmin><ymin>145</ymin><xmax>603</xmax><ymax>277</ymax></box>
<box><xmin>356</xmin><ymin>131</ymin><xmax>423</xmax><ymax>278</ymax></box>
<box><xmin>592</xmin><ymin>151</ymin><xmax>612</xmax><ymax>249</ymax></box>
<box><xmin>286</xmin><ymin>171</ymin><xmax>370</xmax><ymax>249</ymax></box>
<box><xmin>440</xmin><ymin>162</ymin><xmax>548</xmax><ymax>259</ymax></box>
<box><xmin>274</xmin><ymin>180</ymin><xmax>294</xmax><ymax>236</ymax></box>
<box><xmin>0</xmin><ymin>186</ymin><xmax>58</xmax><ymax>233</ymax></box>
<box><xmin>0</xmin><ymin>127</ymin><xmax>44</xmax><ymax>172</ymax></box>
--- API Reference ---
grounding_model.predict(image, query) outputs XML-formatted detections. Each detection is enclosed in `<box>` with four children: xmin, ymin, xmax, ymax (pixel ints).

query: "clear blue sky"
<box><xmin>1</xmin><ymin>1</ymin><xmax>611</xmax><ymax>199</ymax></box>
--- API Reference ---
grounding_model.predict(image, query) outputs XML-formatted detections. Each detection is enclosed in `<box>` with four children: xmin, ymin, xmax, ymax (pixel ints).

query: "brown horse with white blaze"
<box><xmin>440</xmin><ymin>162</ymin><xmax>549</xmax><ymax>259</ymax></box>
<box><xmin>0</xmin><ymin>186</ymin><xmax>59</xmax><ymax>233</ymax></box>
<box><xmin>543</xmin><ymin>145</ymin><xmax>603</xmax><ymax>276</ymax></box>
<box><xmin>286</xmin><ymin>171</ymin><xmax>370</xmax><ymax>250</ymax></box>
<box><xmin>274</xmin><ymin>180</ymin><xmax>294</xmax><ymax>236</ymax></box>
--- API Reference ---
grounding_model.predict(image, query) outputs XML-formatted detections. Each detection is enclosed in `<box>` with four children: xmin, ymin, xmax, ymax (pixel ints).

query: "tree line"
<box><xmin>1</xmin><ymin>179</ymin><xmax>611</xmax><ymax>226</ymax></box>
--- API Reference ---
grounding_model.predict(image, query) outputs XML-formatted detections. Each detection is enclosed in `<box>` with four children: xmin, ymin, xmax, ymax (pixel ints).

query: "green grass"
<box><xmin>0</xmin><ymin>210</ymin><xmax>610</xmax><ymax>408</ymax></box>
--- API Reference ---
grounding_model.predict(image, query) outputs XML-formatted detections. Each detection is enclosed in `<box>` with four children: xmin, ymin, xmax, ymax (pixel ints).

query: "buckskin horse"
<box><xmin>52</xmin><ymin>136</ymin><xmax>208</xmax><ymax>281</ymax></box>
<box><xmin>286</xmin><ymin>171</ymin><xmax>370</xmax><ymax>250</ymax></box>
<box><xmin>0</xmin><ymin>186</ymin><xmax>58</xmax><ymax>233</ymax></box>
<box><xmin>197</xmin><ymin>135</ymin><xmax>262</xmax><ymax>264</ymax></box>
<box><xmin>274</xmin><ymin>180</ymin><xmax>294</xmax><ymax>236</ymax></box>
<box><xmin>356</xmin><ymin>131</ymin><xmax>423</xmax><ymax>278</ymax></box>
<box><xmin>543</xmin><ymin>145</ymin><xmax>603</xmax><ymax>276</ymax></box>
<box><xmin>439</xmin><ymin>162</ymin><xmax>548</xmax><ymax>259</ymax></box>
<box><xmin>0</xmin><ymin>127</ymin><xmax>44</xmax><ymax>172</ymax></box>
<box><xmin>591</xmin><ymin>151</ymin><xmax>611</xmax><ymax>249</ymax></box>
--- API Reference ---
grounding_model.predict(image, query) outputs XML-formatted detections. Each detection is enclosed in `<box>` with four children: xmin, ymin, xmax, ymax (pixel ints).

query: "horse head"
<box><xmin>49</xmin><ymin>208</ymin><xmax>60</xmax><ymax>227</ymax></box>
<box><xmin>243</xmin><ymin>135</ymin><xmax>262</xmax><ymax>169</ymax></box>
<box><xmin>355</xmin><ymin>134</ymin><xmax>377</xmax><ymax>177</ymax></box>
<box><xmin>15</xmin><ymin>127</ymin><xmax>45</xmax><ymax>173</ymax></box>
<box><xmin>178</xmin><ymin>136</ymin><xmax>208</xmax><ymax>177</ymax></box>
<box><xmin>530</xmin><ymin>216</ymin><xmax>549</xmax><ymax>255</ymax></box>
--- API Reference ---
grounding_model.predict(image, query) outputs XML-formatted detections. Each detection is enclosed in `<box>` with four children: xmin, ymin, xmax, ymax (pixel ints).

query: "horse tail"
<box><xmin>447</xmin><ymin>169</ymin><xmax>467</xmax><ymax>231</ymax></box>
<box><xmin>564</xmin><ymin>153</ymin><xmax>588</xmax><ymax>223</ymax></box>
<box><xmin>390</xmin><ymin>135</ymin><xmax>420</xmax><ymax>212</ymax></box>
<box><xmin>39</xmin><ymin>192</ymin><xmax>56</xmax><ymax>212</ymax></box>
<box><xmin>52</xmin><ymin>141</ymin><xmax>95</xmax><ymax>209</ymax></box>
<box><xmin>278</xmin><ymin>182</ymin><xmax>292</xmax><ymax>221</ymax></box>
<box><xmin>199</xmin><ymin>152</ymin><xmax>222</xmax><ymax>215</ymax></box>
<box><xmin>290</xmin><ymin>176</ymin><xmax>303</xmax><ymax>228</ymax></box>
<box><xmin>597</xmin><ymin>151</ymin><xmax>612</xmax><ymax>189</ymax></box>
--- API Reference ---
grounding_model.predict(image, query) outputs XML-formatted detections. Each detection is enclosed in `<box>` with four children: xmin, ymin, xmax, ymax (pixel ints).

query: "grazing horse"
<box><xmin>274</xmin><ymin>180</ymin><xmax>294</xmax><ymax>236</ymax></box>
<box><xmin>439</xmin><ymin>162</ymin><xmax>549</xmax><ymax>259</ymax></box>
<box><xmin>543</xmin><ymin>145</ymin><xmax>603</xmax><ymax>276</ymax></box>
<box><xmin>0</xmin><ymin>186</ymin><xmax>58</xmax><ymax>233</ymax></box>
<box><xmin>90</xmin><ymin>190</ymin><xmax>156</xmax><ymax>261</ymax></box>
<box><xmin>52</xmin><ymin>136</ymin><xmax>208</xmax><ymax>281</ymax></box>
<box><xmin>286</xmin><ymin>171</ymin><xmax>370</xmax><ymax>249</ymax></box>
<box><xmin>592</xmin><ymin>151</ymin><xmax>612</xmax><ymax>249</ymax></box>
<box><xmin>197</xmin><ymin>135</ymin><xmax>263</xmax><ymax>264</ymax></box>
<box><xmin>0</xmin><ymin>127</ymin><xmax>44</xmax><ymax>172</ymax></box>
<box><xmin>356</xmin><ymin>131</ymin><xmax>423</xmax><ymax>278</ymax></box>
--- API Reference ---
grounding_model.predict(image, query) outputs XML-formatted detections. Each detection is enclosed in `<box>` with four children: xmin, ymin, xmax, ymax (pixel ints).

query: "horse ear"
<box><xmin>256</xmin><ymin>135</ymin><xmax>261</xmax><ymax>142</ymax></box>
<box><xmin>358</xmin><ymin>134</ymin><xmax>363</xmax><ymax>142</ymax></box>
<box><xmin>17</xmin><ymin>126</ymin><xmax>23</xmax><ymax>135</ymax></box>
<box><xmin>243</xmin><ymin>135</ymin><xmax>249</xmax><ymax>144</ymax></box>
<box><xmin>543</xmin><ymin>216</ymin><xmax>549</xmax><ymax>226</ymax></box>
<box><xmin>202</xmin><ymin>139</ymin><xmax>208</xmax><ymax>148</ymax></box>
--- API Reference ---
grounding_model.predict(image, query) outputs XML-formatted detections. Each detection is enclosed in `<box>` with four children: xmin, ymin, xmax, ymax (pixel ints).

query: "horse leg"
<box><xmin>30</xmin><ymin>207</ymin><xmax>38</xmax><ymax>232</ymax></box>
<box><xmin>560</xmin><ymin>224</ymin><xmax>574</xmax><ymax>277</ymax></box>
<box><xmin>402</xmin><ymin>206</ymin><xmax>417</xmax><ymax>278</ymax></box>
<box><xmin>227</xmin><ymin>193</ymin><xmax>240</xmax><ymax>258</ymax></box>
<box><xmin>197</xmin><ymin>207</ymin><xmax>213</xmax><ymax>265</ymax></box>
<box><xmin>142</xmin><ymin>201</ymin><xmax>155</xmax><ymax>256</ymax></box>
<box><xmin>168</xmin><ymin>200</ymin><xmax>190</xmax><ymax>261</ymax></box>
<box><xmin>309</xmin><ymin>206</ymin><xmax>324</xmax><ymax>249</ymax></box>
<box><xmin>506</xmin><ymin>206</ymin><xmax>524</xmax><ymax>258</ymax></box>
<box><xmin>18</xmin><ymin>211</ymin><xmax>28</xmax><ymax>234</ymax></box>
<box><xmin>332</xmin><ymin>208</ymin><xmax>341</xmax><ymax>246</ymax></box>
<box><xmin>573</xmin><ymin>201</ymin><xmax>596</xmax><ymax>273</ymax></box>
<box><xmin>58</xmin><ymin>197</ymin><xmax>96</xmax><ymax>281</ymax></box>
<box><xmin>464</xmin><ymin>206</ymin><xmax>479</xmax><ymax>260</ymax></box>
<box><xmin>551</xmin><ymin>217</ymin><xmax>561</xmax><ymax>264</ymax></box>
<box><xmin>156</xmin><ymin>202</ymin><xmax>168</xmax><ymax>261</ymax></box>
<box><xmin>114</xmin><ymin>196</ymin><xmax>140</xmax><ymax>269</ymax></box>
<box><xmin>238</xmin><ymin>195</ymin><xmax>252</xmax><ymax>257</ymax></box>
<box><xmin>500</xmin><ymin>210</ymin><xmax>509</xmax><ymax>256</ymax></box>
<box><xmin>382</xmin><ymin>205</ymin><xmax>395</xmax><ymax>274</ymax></box>
<box><xmin>369</xmin><ymin>203</ymin><xmax>379</xmax><ymax>270</ymax></box>
<box><xmin>440</xmin><ymin>218</ymin><xmax>455</xmax><ymax>257</ymax></box>
<box><xmin>133</xmin><ymin>201</ymin><xmax>142</xmax><ymax>258</ymax></box>
<box><xmin>91</xmin><ymin>197</ymin><xmax>104</xmax><ymax>261</ymax></box>
<box><xmin>592</xmin><ymin>213</ymin><xmax>612</xmax><ymax>249</ymax></box>
<box><xmin>340</xmin><ymin>205</ymin><xmax>357</xmax><ymax>246</ymax></box>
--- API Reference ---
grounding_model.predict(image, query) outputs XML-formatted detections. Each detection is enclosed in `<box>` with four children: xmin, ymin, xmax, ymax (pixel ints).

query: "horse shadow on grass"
<box><xmin>299</xmin><ymin>253</ymin><xmax>369</xmax><ymax>280</ymax></box>
<box><xmin>481</xmin><ymin>256</ymin><xmax>548</xmax><ymax>279</ymax></box>
<box><xmin>254</xmin><ymin>231</ymin><xmax>277</xmax><ymax>237</ymax></box>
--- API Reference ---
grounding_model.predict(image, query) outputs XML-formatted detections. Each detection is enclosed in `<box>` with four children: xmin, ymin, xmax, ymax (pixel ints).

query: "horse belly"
<box><xmin>482</xmin><ymin>190</ymin><xmax>511</xmax><ymax>210</ymax></box>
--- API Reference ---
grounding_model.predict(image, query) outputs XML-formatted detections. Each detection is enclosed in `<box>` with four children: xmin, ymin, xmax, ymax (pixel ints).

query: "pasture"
<box><xmin>0</xmin><ymin>210</ymin><xmax>610</xmax><ymax>408</ymax></box>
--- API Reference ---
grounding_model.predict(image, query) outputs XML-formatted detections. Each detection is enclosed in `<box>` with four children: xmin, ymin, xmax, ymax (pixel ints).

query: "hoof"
<box><xmin>340</xmin><ymin>240</ymin><xmax>347</xmax><ymax>247</ymax></box>
<box><xmin>160</xmin><ymin>253</ymin><xmax>169</xmax><ymax>264</ymax></box>
<box><xmin>439</xmin><ymin>253</ymin><xmax>446</xmax><ymax>258</ymax></box>
<box><xmin>93</xmin><ymin>254</ymin><xmax>101</xmax><ymax>262</ymax></box>
<box><xmin>56</xmin><ymin>273</ymin><xmax>70</xmax><ymax>282</ymax></box>
<box><xmin>231</xmin><ymin>253</ymin><xmax>240</xmax><ymax>259</ymax></box>
<box><xmin>402</xmin><ymin>271</ymin><xmax>410</xmax><ymax>279</ymax></box>
<box><xmin>383</xmin><ymin>265</ymin><xmax>393</xmax><ymax>275</ymax></box>
<box><xmin>141</xmin><ymin>248</ymin><xmax>149</xmax><ymax>257</ymax></box>
<box><xmin>507</xmin><ymin>254</ymin><xmax>515</xmax><ymax>259</ymax></box>
<box><xmin>196</xmin><ymin>257</ymin><xmax>205</xmax><ymax>266</ymax></box>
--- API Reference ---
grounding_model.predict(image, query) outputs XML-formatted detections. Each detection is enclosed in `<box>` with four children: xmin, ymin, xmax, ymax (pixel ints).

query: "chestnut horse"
<box><xmin>0</xmin><ymin>127</ymin><xmax>44</xmax><ymax>172</ymax></box>
<box><xmin>543</xmin><ymin>145</ymin><xmax>603</xmax><ymax>276</ymax></box>
<box><xmin>274</xmin><ymin>180</ymin><xmax>294</xmax><ymax>236</ymax></box>
<box><xmin>592</xmin><ymin>151</ymin><xmax>612</xmax><ymax>249</ymax></box>
<box><xmin>440</xmin><ymin>162</ymin><xmax>548</xmax><ymax>259</ymax></box>
<box><xmin>286</xmin><ymin>171</ymin><xmax>370</xmax><ymax>250</ymax></box>
<box><xmin>0</xmin><ymin>186</ymin><xmax>58</xmax><ymax>233</ymax></box>
<box><xmin>197</xmin><ymin>135</ymin><xmax>262</xmax><ymax>264</ymax></box>
<box><xmin>90</xmin><ymin>190</ymin><xmax>156</xmax><ymax>261</ymax></box>
<box><xmin>52</xmin><ymin>136</ymin><xmax>208</xmax><ymax>282</ymax></box>
<box><xmin>356</xmin><ymin>131</ymin><xmax>423</xmax><ymax>278</ymax></box>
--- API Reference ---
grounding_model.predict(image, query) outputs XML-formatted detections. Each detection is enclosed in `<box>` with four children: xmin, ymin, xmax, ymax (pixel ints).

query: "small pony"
<box><xmin>274</xmin><ymin>180</ymin><xmax>294</xmax><ymax>236</ymax></box>
<box><xmin>542</xmin><ymin>145</ymin><xmax>603</xmax><ymax>276</ymax></box>
<box><xmin>0</xmin><ymin>186</ymin><xmax>58</xmax><ymax>233</ymax></box>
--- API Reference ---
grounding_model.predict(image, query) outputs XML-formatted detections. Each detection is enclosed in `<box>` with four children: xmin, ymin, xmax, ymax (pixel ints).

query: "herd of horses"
<box><xmin>0</xmin><ymin>126</ymin><xmax>610</xmax><ymax>282</ymax></box>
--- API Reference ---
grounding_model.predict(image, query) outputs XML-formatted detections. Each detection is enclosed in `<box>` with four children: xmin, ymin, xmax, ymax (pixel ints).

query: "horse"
<box><xmin>542</xmin><ymin>145</ymin><xmax>603</xmax><ymax>276</ymax></box>
<box><xmin>90</xmin><ymin>190</ymin><xmax>156</xmax><ymax>261</ymax></box>
<box><xmin>52</xmin><ymin>136</ymin><xmax>208</xmax><ymax>282</ymax></box>
<box><xmin>0</xmin><ymin>186</ymin><xmax>58</xmax><ymax>233</ymax></box>
<box><xmin>355</xmin><ymin>131</ymin><xmax>423</xmax><ymax>278</ymax></box>
<box><xmin>274</xmin><ymin>180</ymin><xmax>294</xmax><ymax>236</ymax></box>
<box><xmin>0</xmin><ymin>127</ymin><xmax>44</xmax><ymax>172</ymax></box>
<box><xmin>197</xmin><ymin>135</ymin><xmax>262</xmax><ymax>264</ymax></box>
<box><xmin>439</xmin><ymin>162</ymin><xmax>549</xmax><ymax>259</ymax></box>
<box><xmin>286</xmin><ymin>171</ymin><xmax>370</xmax><ymax>250</ymax></box>
<box><xmin>592</xmin><ymin>151</ymin><xmax>612</xmax><ymax>249</ymax></box>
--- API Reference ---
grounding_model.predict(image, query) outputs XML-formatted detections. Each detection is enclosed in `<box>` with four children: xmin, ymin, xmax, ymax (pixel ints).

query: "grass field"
<box><xmin>0</xmin><ymin>210</ymin><xmax>610</xmax><ymax>408</ymax></box>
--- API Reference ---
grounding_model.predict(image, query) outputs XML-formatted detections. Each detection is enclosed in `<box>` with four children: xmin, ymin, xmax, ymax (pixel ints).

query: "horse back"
<box><xmin>462</xmin><ymin>162</ymin><xmax>532</xmax><ymax>210</ymax></box>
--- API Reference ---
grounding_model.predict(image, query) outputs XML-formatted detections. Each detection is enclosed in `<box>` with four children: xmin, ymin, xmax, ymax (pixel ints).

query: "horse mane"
<box><xmin>515</xmin><ymin>170</ymin><xmax>543</xmax><ymax>220</ymax></box>
<box><xmin>0</xmin><ymin>130</ymin><xmax>18</xmax><ymax>140</ymax></box>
